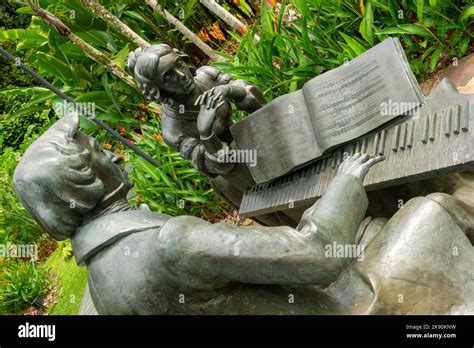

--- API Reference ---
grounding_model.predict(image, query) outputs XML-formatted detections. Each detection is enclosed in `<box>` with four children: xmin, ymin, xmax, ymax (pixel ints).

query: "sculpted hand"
<box><xmin>195</xmin><ymin>85</ymin><xmax>231</xmax><ymax>109</ymax></box>
<box><xmin>337</xmin><ymin>153</ymin><xmax>385</xmax><ymax>182</ymax></box>
<box><xmin>197</xmin><ymin>95</ymin><xmax>226</xmax><ymax>137</ymax></box>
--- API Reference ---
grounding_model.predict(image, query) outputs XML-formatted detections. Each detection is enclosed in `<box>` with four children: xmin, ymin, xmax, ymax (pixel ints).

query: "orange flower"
<box><xmin>135</xmin><ymin>195</ymin><xmax>142</xmax><ymax>204</ymax></box>
<box><xmin>154</xmin><ymin>134</ymin><xmax>163</xmax><ymax>141</ymax></box>
<box><xmin>210</xmin><ymin>22</ymin><xmax>225</xmax><ymax>41</ymax></box>
<box><xmin>197</xmin><ymin>27</ymin><xmax>210</xmax><ymax>41</ymax></box>
<box><xmin>267</xmin><ymin>0</ymin><xmax>277</xmax><ymax>6</ymax></box>
<box><xmin>103</xmin><ymin>143</ymin><xmax>112</xmax><ymax>150</ymax></box>
<box><xmin>119</xmin><ymin>126</ymin><xmax>126</xmax><ymax>134</ymax></box>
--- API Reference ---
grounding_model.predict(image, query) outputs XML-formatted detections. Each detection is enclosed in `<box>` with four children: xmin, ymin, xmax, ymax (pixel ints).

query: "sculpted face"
<box><xmin>155</xmin><ymin>52</ymin><xmax>196</xmax><ymax>96</ymax></box>
<box><xmin>75</xmin><ymin>132</ymin><xmax>133</xmax><ymax>205</ymax></box>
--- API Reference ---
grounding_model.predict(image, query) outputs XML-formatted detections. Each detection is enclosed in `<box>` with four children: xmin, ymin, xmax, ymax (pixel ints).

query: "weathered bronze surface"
<box><xmin>13</xmin><ymin>113</ymin><xmax>474</xmax><ymax>314</ymax></box>
<box><xmin>126</xmin><ymin>43</ymin><xmax>290</xmax><ymax>226</ymax></box>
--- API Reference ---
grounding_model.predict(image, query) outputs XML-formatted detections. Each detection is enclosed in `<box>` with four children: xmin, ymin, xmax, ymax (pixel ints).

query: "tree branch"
<box><xmin>27</xmin><ymin>1</ymin><xmax>138</xmax><ymax>89</ymax></box>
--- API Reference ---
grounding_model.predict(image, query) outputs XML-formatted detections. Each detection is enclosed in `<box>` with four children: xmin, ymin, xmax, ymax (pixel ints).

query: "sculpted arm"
<box><xmin>157</xmin><ymin>154</ymin><xmax>384</xmax><ymax>289</ymax></box>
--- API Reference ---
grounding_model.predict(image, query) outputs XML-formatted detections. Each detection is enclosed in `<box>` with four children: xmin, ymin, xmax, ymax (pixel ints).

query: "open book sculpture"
<box><xmin>234</xmin><ymin>39</ymin><xmax>474</xmax><ymax>218</ymax></box>
<box><xmin>231</xmin><ymin>38</ymin><xmax>424</xmax><ymax>184</ymax></box>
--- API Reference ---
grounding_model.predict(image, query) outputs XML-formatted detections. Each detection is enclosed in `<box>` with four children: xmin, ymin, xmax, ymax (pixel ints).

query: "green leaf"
<box><xmin>0</xmin><ymin>29</ymin><xmax>45</xmax><ymax>41</ymax></box>
<box><xmin>75</xmin><ymin>91</ymin><xmax>111</xmax><ymax>104</ymax></box>
<box><xmin>16</xmin><ymin>6</ymin><xmax>35</xmax><ymax>15</ymax></box>
<box><xmin>429</xmin><ymin>48</ymin><xmax>442</xmax><ymax>72</ymax></box>
<box><xmin>184</xmin><ymin>196</ymin><xmax>210</xmax><ymax>203</ymax></box>
<box><xmin>360</xmin><ymin>0</ymin><xmax>374</xmax><ymax>45</ymax></box>
<box><xmin>295</xmin><ymin>0</ymin><xmax>311</xmax><ymax>19</ymax></box>
<box><xmin>459</xmin><ymin>37</ymin><xmax>470</xmax><ymax>55</ymax></box>
<box><xmin>75</xmin><ymin>31</ymin><xmax>117</xmax><ymax>52</ymax></box>
<box><xmin>416</xmin><ymin>0</ymin><xmax>424</xmax><ymax>23</ymax></box>
<box><xmin>340</xmin><ymin>33</ymin><xmax>367</xmax><ymax>56</ymax></box>
<box><xmin>459</xmin><ymin>6</ymin><xmax>474</xmax><ymax>25</ymax></box>
<box><xmin>35</xmin><ymin>52</ymin><xmax>74</xmax><ymax>83</ymax></box>
<box><xmin>137</xmin><ymin>157</ymin><xmax>172</xmax><ymax>187</ymax></box>
<box><xmin>111</xmin><ymin>44</ymin><xmax>130</xmax><ymax>70</ymax></box>
<box><xmin>48</xmin><ymin>30</ymin><xmax>69</xmax><ymax>66</ymax></box>
<box><xmin>123</xmin><ymin>11</ymin><xmax>148</xmax><ymax>24</ymax></box>
<box><xmin>5</xmin><ymin>106</ymin><xmax>47</xmax><ymax>121</ymax></box>
<box><xmin>377</xmin><ymin>24</ymin><xmax>433</xmax><ymax>37</ymax></box>
<box><xmin>428</xmin><ymin>0</ymin><xmax>438</xmax><ymax>10</ymax></box>
<box><xmin>16</xmin><ymin>39</ymin><xmax>47</xmax><ymax>51</ymax></box>
<box><xmin>0</xmin><ymin>87</ymin><xmax>50</xmax><ymax>98</ymax></box>
<box><xmin>421</xmin><ymin>46</ymin><xmax>436</xmax><ymax>61</ymax></box>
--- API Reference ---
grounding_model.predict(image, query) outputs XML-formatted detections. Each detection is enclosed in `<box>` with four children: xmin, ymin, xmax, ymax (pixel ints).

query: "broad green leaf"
<box><xmin>184</xmin><ymin>196</ymin><xmax>210</xmax><ymax>203</ymax></box>
<box><xmin>459</xmin><ymin>6</ymin><xmax>474</xmax><ymax>25</ymax></box>
<box><xmin>429</xmin><ymin>0</ymin><xmax>438</xmax><ymax>10</ymax></box>
<box><xmin>359</xmin><ymin>0</ymin><xmax>374</xmax><ymax>45</ymax></box>
<box><xmin>123</xmin><ymin>11</ymin><xmax>148</xmax><ymax>24</ymax></box>
<box><xmin>111</xmin><ymin>44</ymin><xmax>130</xmax><ymax>70</ymax></box>
<box><xmin>459</xmin><ymin>37</ymin><xmax>470</xmax><ymax>55</ymax></box>
<box><xmin>137</xmin><ymin>157</ymin><xmax>172</xmax><ymax>187</ymax></box>
<box><xmin>59</xmin><ymin>42</ymin><xmax>87</xmax><ymax>60</ymax></box>
<box><xmin>75</xmin><ymin>91</ymin><xmax>111</xmax><ymax>104</ymax></box>
<box><xmin>0</xmin><ymin>29</ymin><xmax>45</xmax><ymax>41</ymax></box>
<box><xmin>295</xmin><ymin>0</ymin><xmax>311</xmax><ymax>19</ymax></box>
<box><xmin>429</xmin><ymin>48</ymin><xmax>442</xmax><ymax>72</ymax></box>
<box><xmin>0</xmin><ymin>87</ymin><xmax>50</xmax><ymax>98</ymax></box>
<box><xmin>15</xmin><ymin>6</ymin><xmax>35</xmax><ymax>15</ymax></box>
<box><xmin>5</xmin><ymin>105</ymin><xmax>47</xmax><ymax>121</ymax></box>
<box><xmin>35</xmin><ymin>52</ymin><xmax>74</xmax><ymax>83</ymax></box>
<box><xmin>421</xmin><ymin>46</ymin><xmax>436</xmax><ymax>61</ymax></box>
<box><xmin>16</xmin><ymin>39</ymin><xmax>47</xmax><ymax>51</ymax></box>
<box><xmin>75</xmin><ymin>31</ymin><xmax>117</xmax><ymax>52</ymax></box>
<box><xmin>416</xmin><ymin>0</ymin><xmax>424</xmax><ymax>23</ymax></box>
<box><xmin>97</xmin><ymin>112</ymin><xmax>124</xmax><ymax>122</ymax></box>
<box><xmin>377</xmin><ymin>24</ymin><xmax>433</xmax><ymax>37</ymax></box>
<box><xmin>48</xmin><ymin>30</ymin><xmax>69</xmax><ymax>66</ymax></box>
<box><xmin>340</xmin><ymin>32</ymin><xmax>367</xmax><ymax>56</ymax></box>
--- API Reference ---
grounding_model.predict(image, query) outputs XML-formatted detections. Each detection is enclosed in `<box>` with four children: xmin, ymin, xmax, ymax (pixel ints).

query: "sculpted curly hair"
<box><xmin>127</xmin><ymin>43</ymin><xmax>196</xmax><ymax>104</ymax></box>
<box><xmin>13</xmin><ymin>113</ymin><xmax>104</xmax><ymax>240</ymax></box>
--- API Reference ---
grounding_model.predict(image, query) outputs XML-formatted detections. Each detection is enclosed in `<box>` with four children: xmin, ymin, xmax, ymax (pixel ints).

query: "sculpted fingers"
<box><xmin>209</xmin><ymin>93</ymin><xmax>222</xmax><ymax>109</ymax></box>
<box><xmin>194</xmin><ymin>95</ymin><xmax>202</xmax><ymax>106</ymax></box>
<box><xmin>205</xmin><ymin>88</ymin><xmax>217</xmax><ymax>108</ymax></box>
<box><xmin>356</xmin><ymin>153</ymin><xmax>370</xmax><ymax>163</ymax></box>
<box><xmin>351</xmin><ymin>152</ymin><xmax>362</xmax><ymax>161</ymax></box>
<box><xmin>365</xmin><ymin>155</ymin><xmax>385</xmax><ymax>168</ymax></box>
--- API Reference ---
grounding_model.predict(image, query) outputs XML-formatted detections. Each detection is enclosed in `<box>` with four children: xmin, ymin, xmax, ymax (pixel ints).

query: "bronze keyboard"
<box><xmin>239</xmin><ymin>96</ymin><xmax>474</xmax><ymax>217</ymax></box>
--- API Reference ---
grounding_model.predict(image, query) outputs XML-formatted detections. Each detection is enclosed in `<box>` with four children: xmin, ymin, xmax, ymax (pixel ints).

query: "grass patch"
<box><xmin>43</xmin><ymin>244</ymin><xmax>88</xmax><ymax>315</ymax></box>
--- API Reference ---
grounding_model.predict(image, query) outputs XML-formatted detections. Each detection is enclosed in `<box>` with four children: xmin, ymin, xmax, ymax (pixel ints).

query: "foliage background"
<box><xmin>0</xmin><ymin>0</ymin><xmax>473</xmax><ymax>314</ymax></box>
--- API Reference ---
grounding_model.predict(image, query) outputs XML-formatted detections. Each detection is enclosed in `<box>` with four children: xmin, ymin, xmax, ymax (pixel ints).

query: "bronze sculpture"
<box><xmin>13</xmin><ymin>112</ymin><xmax>474</xmax><ymax>314</ymax></box>
<box><xmin>126</xmin><ymin>43</ymin><xmax>294</xmax><ymax>226</ymax></box>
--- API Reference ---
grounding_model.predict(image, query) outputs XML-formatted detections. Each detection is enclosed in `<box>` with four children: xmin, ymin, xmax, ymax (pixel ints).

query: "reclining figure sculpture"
<box><xmin>13</xmin><ymin>112</ymin><xmax>474</xmax><ymax>314</ymax></box>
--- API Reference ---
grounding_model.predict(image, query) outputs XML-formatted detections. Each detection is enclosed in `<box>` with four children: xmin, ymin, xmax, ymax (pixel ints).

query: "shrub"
<box><xmin>0</xmin><ymin>257</ymin><xmax>51</xmax><ymax>314</ymax></box>
<box><xmin>215</xmin><ymin>0</ymin><xmax>474</xmax><ymax>102</ymax></box>
<box><xmin>0</xmin><ymin>147</ymin><xmax>46</xmax><ymax>245</ymax></box>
